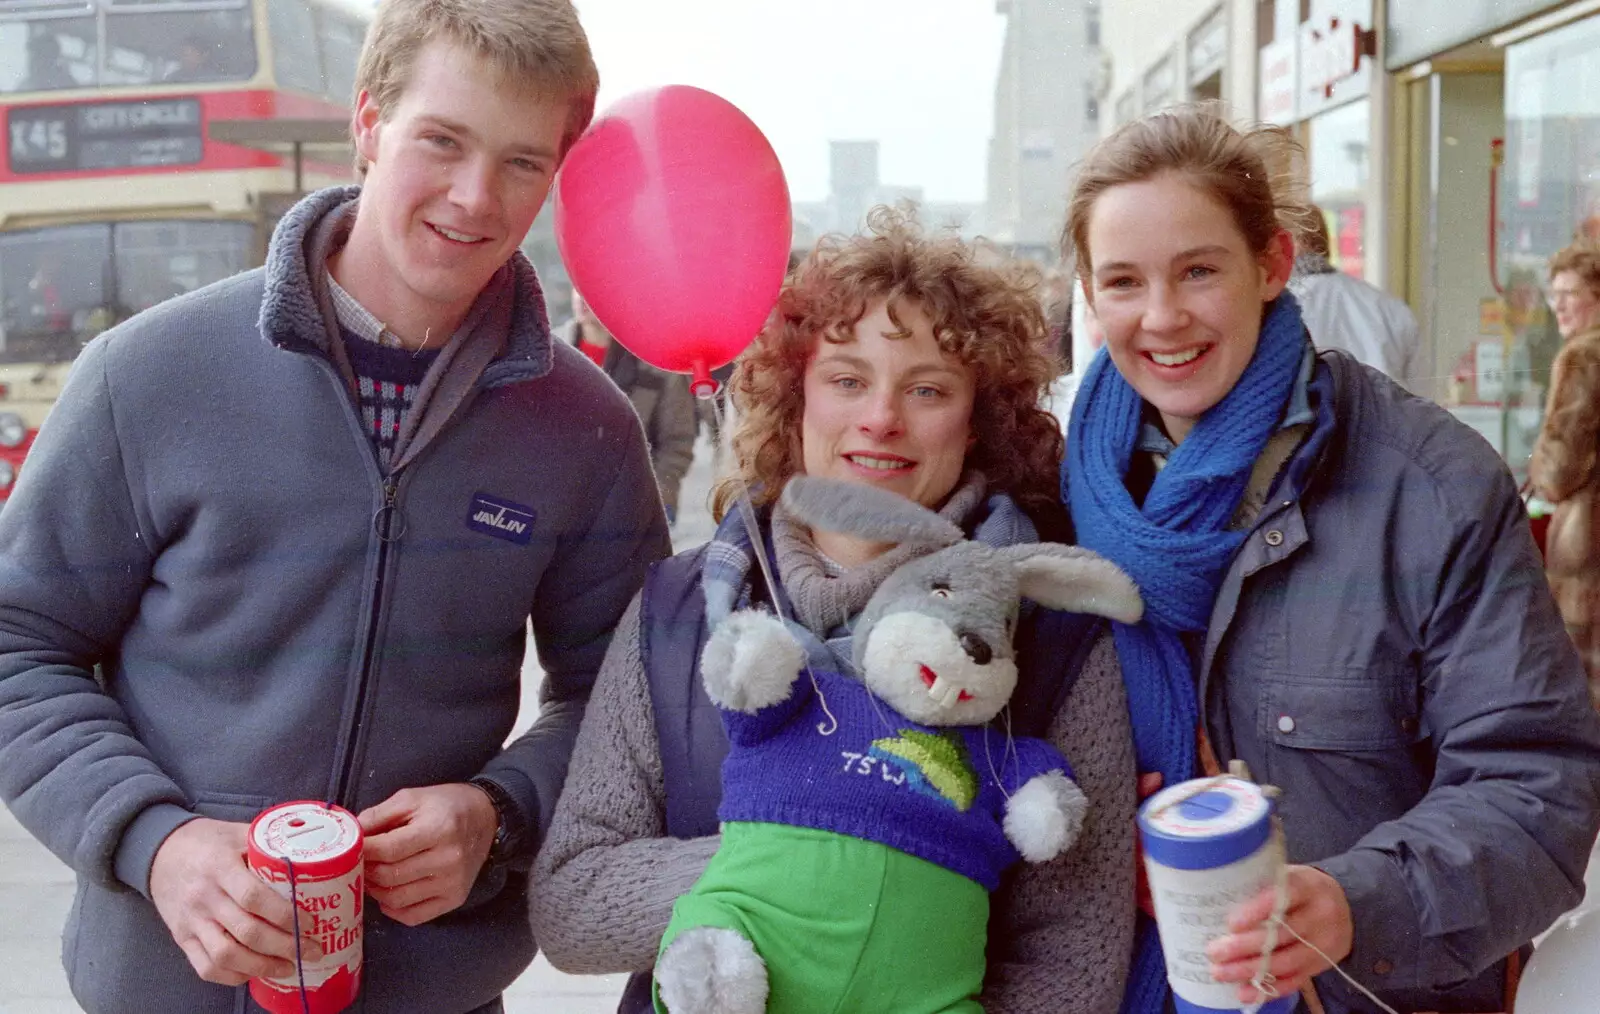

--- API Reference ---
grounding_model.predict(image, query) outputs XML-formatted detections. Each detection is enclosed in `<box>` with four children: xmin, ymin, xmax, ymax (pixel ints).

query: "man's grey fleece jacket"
<box><xmin>0</xmin><ymin>186</ymin><xmax>671</xmax><ymax>1013</ymax></box>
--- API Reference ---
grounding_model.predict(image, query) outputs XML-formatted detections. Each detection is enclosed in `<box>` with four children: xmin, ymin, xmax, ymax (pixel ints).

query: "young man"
<box><xmin>0</xmin><ymin>2</ymin><xmax>670</xmax><ymax>1012</ymax></box>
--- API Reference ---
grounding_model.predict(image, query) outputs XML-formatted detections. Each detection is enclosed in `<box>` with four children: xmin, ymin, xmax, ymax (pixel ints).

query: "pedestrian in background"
<box><xmin>1063</xmin><ymin>104</ymin><xmax>1600</xmax><ymax>1014</ymax></box>
<box><xmin>1530</xmin><ymin>239</ymin><xmax>1600</xmax><ymax>704</ymax></box>
<box><xmin>567</xmin><ymin>288</ymin><xmax>697</xmax><ymax>522</ymax></box>
<box><xmin>0</xmin><ymin>1</ymin><xmax>669</xmax><ymax>1011</ymax></box>
<box><xmin>531</xmin><ymin>208</ymin><xmax>1139</xmax><ymax>1013</ymax></box>
<box><xmin>1288</xmin><ymin>204</ymin><xmax>1420</xmax><ymax>391</ymax></box>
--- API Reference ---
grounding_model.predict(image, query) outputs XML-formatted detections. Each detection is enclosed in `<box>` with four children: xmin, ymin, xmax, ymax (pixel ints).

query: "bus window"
<box><xmin>104</xmin><ymin>0</ymin><xmax>255</xmax><ymax>87</ymax></box>
<box><xmin>268</xmin><ymin>0</ymin><xmax>324</xmax><ymax>98</ymax></box>
<box><xmin>0</xmin><ymin>225</ymin><xmax>112</xmax><ymax>364</ymax></box>
<box><xmin>0</xmin><ymin>12</ymin><xmax>98</xmax><ymax>94</ymax></box>
<box><xmin>0</xmin><ymin>0</ymin><xmax>252</xmax><ymax>92</ymax></box>
<box><xmin>113</xmin><ymin>220</ymin><xmax>252</xmax><ymax>313</ymax></box>
<box><xmin>319</xmin><ymin>11</ymin><xmax>363</xmax><ymax>108</ymax></box>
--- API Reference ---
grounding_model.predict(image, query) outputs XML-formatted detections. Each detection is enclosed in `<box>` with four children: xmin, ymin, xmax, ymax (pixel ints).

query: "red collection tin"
<box><xmin>247</xmin><ymin>801</ymin><xmax>365</xmax><ymax>1014</ymax></box>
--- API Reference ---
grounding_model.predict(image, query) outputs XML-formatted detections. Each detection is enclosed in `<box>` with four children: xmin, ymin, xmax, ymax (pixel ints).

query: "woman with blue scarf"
<box><xmin>1064</xmin><ymin>105</ymin><xmax>1600</xmax><ymax>1014</ymax></box>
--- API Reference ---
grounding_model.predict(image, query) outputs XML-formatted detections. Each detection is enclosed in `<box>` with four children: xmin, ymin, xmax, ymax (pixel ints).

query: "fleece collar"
<box><xmin>257</xmin><ymin>185</ymin><xmax>557</xmax><ymax>390</ymax></box>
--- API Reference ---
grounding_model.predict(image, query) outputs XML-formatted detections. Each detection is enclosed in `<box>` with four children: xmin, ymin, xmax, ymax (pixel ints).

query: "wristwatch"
<box><xmin>468</xmin><ymin>776</ymin><xmax>529</xmax><ymax>869</ymax></box>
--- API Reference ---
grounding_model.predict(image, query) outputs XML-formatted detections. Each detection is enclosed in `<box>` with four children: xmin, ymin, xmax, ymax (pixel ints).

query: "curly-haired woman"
<box><xmin>1531</xmin><ymin>239</ymin><xmax>1600</xmax><ymax>701</ymax></box>
<box><xmin>529</xmin><ymin>209</ymin><xmax>1138</xmax><ymax>1013</ymax></box>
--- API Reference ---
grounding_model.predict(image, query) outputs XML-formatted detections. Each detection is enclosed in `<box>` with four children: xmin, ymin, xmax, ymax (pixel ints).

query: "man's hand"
<box><xmin>150</xmin><ymin>818</ymin><xmax>319</xmax><ymax>986</ymax></box>
<box><xmin>1207</xmin><ymin>865</ymin><xmax>1354</xmax><ymax>1003</ymax></box>
<box><xmin>357</xmin><ymin>783</ymin><xmax>498</xmax><ymax>927</ymax></box>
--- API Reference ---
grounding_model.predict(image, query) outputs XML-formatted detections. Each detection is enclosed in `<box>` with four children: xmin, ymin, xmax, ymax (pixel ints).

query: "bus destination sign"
<box><xmin>7</xmin><ymin>98</ymin><xmax>204</xmax><ymax>175</ymax></box>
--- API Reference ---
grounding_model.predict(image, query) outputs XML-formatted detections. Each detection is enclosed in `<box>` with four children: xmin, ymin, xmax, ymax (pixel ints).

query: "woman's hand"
<box><xmin>1205</xmin><ymin>865</ymin><xmax>1353</xmax><ymax>1003</ymax></box>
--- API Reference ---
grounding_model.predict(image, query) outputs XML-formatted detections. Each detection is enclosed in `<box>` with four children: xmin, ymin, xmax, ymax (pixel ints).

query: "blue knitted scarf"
<box><xmin>1063</xmin><ymin>293</ymin><xmax>1307</xmax><ymax>1014</ymax></box>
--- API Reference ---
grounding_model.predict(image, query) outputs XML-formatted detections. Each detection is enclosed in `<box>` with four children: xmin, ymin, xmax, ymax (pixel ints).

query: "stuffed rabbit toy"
<box><xmin>653</xmin><ymin>476</ymin><xmax>1143</xmax><ymax>1014</ymax></box>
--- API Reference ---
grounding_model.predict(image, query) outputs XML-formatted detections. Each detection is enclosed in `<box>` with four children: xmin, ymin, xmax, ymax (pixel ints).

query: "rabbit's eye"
<box><xmin>930</xmin><ymin>584</ymin><xmax>951</xmax><ymax>599</ymax></box>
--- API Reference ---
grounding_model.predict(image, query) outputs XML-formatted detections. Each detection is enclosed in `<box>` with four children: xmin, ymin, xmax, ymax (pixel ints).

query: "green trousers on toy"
<box><xmin>656</xmin><ymin>821</ymin><xmax>988</xmax><ymax>1014</ymax></box>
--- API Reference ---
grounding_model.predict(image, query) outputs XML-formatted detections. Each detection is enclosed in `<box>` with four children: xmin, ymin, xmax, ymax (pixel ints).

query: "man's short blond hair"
<box><xmin>352</xmin><ymin>0</ymin><xmax>599</xmax><ymax>175</ymax></box>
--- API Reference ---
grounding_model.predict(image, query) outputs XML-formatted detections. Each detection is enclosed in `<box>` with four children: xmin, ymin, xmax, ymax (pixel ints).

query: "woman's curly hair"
<box><xmin>710</xmin><ymin>206</ymin><xmax>1064</xmax><ymax>521</ymax></box>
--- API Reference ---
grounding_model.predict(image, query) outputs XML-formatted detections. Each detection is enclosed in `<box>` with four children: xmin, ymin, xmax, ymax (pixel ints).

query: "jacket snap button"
<box><xmin>1277</xmin><ymin>714</ymin><xmax>1296</xmax><ymax>734</ymax></box>
<box><xmin>1264</xmin><ymin>529</ymin><xmax>1285</xmax><ymax>547</ymax></box>
<box><xmin>1373</xmin><ymin>958</ymin><xmax>1395</xmax><ymax>976</ymax></box>
<box><xmin>1401</xmin><ymin>717</ymin><xmax>1418</xmax><ymax>735</ymax></box>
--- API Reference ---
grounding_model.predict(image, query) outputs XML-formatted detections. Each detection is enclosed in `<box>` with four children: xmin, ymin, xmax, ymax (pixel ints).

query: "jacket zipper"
<box><xmin>330</xmin><ymin>473</ymin><xmax>401</xmax><ymax>808</ymax></box>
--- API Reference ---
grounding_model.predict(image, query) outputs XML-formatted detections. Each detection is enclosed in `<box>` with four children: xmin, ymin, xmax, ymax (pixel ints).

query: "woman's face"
<box><xmin>1549</xmin><ymin>270</ymin><xmax>1600</xmax><ymax>339</ymax></box>
<box><xmin>1085</xmin><ymin>172</ymin><xmax>1293</xmax><ymax>444</ymax></box>
<box><xmin>800</xmin><ymin>299</ymin><xmax>976</xmax><ymax>510</ymax></box>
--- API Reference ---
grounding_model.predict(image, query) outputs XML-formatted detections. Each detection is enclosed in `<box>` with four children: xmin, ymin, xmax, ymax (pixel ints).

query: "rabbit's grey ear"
<box><xmin>995</xmin><ymin>544</ymin><xmax>1144</xmax><ymax>624</ymax></box>
<box><xmin>781</xmin><ymin>476</ymin><xmax>964</xmax><ymax>547</ymax></box>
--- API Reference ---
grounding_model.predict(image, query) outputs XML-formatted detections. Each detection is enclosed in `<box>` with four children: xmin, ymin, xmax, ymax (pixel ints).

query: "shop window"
<box><xmin>1306</xmin><ymin>99</ymin><xmax>1370</xmax><ymax>279</ymax></box>
<box><xmin>1500</xmin><ymin>13</ymin><xmax>1600</xmax><ymax>443</ymax></box>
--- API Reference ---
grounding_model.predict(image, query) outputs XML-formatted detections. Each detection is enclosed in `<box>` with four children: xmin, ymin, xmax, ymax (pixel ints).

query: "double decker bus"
<box><xmin>0</xmin><ymin>0</ymin><xmax>370</xmax><ymax>498</ymax></box>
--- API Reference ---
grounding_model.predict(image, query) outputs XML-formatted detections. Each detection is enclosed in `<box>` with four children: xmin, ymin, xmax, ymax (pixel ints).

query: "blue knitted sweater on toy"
<box><xmin>716</xmin><ymin>669</ymin><xmax>1073</xmax><ymax>891</ymax></box>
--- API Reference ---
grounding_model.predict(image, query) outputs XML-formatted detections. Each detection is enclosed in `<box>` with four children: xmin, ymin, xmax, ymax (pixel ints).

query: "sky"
<box><xmin>572</xmin><ymin>0</ymin><xmax>1009</xmax><ymax>203</ymax></box>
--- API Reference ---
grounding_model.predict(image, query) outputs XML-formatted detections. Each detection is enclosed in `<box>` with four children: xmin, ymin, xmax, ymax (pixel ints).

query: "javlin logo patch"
<box><xmin>467</xmin><ymin>493</ymin><xmax>536</xmax><ymax>545</ymax></box>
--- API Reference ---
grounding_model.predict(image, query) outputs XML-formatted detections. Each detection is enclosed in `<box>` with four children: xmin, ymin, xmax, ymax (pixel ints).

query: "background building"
<box><xmin>1099</xmin><ymin>0</ymin><xmax>1255</xmax><ymax>129</ymax></box>
<box><xmin>985</xmin><ymin>0</ymin><xmax>1104</xmax><ymax>263</ymax></box>
<box><xmin>793</xmin><ymin>140</ymin><xmax>981</xmax><ymax>243</ymax></box>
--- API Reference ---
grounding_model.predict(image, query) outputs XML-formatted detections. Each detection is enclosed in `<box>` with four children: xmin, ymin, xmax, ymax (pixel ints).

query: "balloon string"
<box><xmin>1265</xmin><ymin>917</ymin><xmax>1400</xmax><ymax>1014</ymax></box>
<box><xmin>709</xmin><ymin>388</ymin><xmax>838</xmax><ymax>736</ymax></box>
<box><xmin>1248</xmin><ymin>807</ymin><xmax>1399</xmax><ymax>1014</ymax></box>
<box><xmin>1244</xmin><ymin>820</ymin><xmax>1290</xmax><ymax>1011</ymax></box>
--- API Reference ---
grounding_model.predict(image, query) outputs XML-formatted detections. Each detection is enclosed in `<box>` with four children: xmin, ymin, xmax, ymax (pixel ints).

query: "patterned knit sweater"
<box><xmin>529</xmin><ymin>493</ymin><xmax>1139</xmax><ymax>1014</ymax></box>
<box><xmin>717</xmin><ymin>668</ymin><xmax>1072</xmax><ymax>891</ymax></box>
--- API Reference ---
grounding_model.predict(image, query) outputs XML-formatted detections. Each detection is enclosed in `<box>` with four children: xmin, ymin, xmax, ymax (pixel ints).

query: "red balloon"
<box><xmin>555</xmin><ymin>86</ymin><xmax>792</xmax><ymax>394</ymax></box>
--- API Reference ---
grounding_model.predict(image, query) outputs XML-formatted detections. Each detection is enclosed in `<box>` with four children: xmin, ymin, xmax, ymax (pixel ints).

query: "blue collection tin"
<box><xmin>1138</xmin><ymin>776</ymin><xmax>1297</xmax><ymax>1014</ymax></box>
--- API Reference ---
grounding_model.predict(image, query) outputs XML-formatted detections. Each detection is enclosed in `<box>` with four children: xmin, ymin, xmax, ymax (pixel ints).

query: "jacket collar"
<box><xmin>1264</xmin><ymin>348</ymin><xmax>1347</xmax><ymax>515</ymax></box>
<box><xmin>257</xmin><ymin>185</ymin><xmax>557</xmax><ymax>390</ymax></box>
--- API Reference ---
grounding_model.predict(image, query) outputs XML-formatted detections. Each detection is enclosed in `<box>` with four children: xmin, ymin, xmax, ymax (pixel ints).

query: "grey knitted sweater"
<box><xmin>530</xmin><ymin>495</ymin><xmax>1138</xmax><ymax>1013</ymax></box>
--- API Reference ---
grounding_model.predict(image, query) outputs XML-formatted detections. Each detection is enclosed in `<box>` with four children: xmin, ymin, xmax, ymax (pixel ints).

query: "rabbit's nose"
<box><xmin>958</xmin><ymin>632</ymin><xmax>992</xmax><ymax>666</ymax></box>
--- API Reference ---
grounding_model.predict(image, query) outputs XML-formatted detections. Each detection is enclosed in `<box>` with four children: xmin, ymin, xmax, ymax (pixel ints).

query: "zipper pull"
<box><xmin>374</xmin><ymin>477</ymin><xmax>406</xmax><ymax>542</ymax></box>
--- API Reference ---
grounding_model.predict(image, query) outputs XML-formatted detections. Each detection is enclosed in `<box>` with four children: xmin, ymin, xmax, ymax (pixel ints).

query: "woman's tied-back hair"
<box><xmin>1062</xmin><ymin>103</ymin><xmax>1315</xmax><ymax>280</ymax></box>
<box><xmin>1550</xmin><ymin>239</ymin><xmax>1600</xmax><ymax>295</ymax></box>
<box><xmin>352</xmin><ymin>0</ymin><xmax>599</xmax><ymax>175</ymax></box>
<box><xmin>1296</xmin><ymin>204</ymin><xmax>1334</xmax><ymax>259</ymax></box>
<box><xmin>712</xmin><ymin>206</ymin><xmax>1064</xmax><ymax>521</ymax></box>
